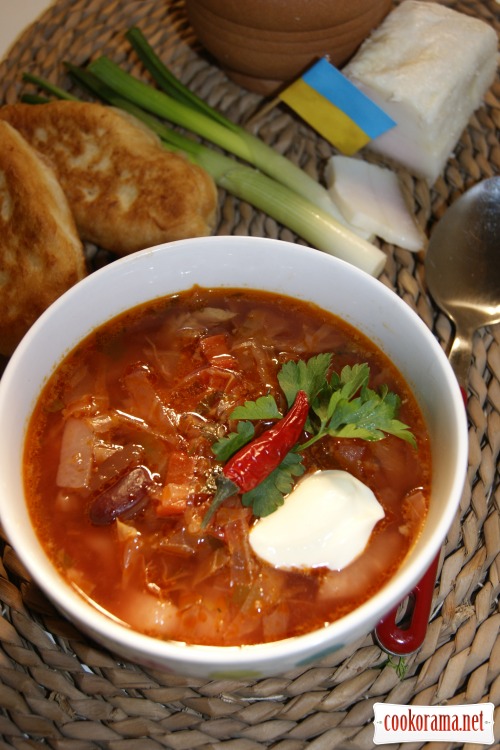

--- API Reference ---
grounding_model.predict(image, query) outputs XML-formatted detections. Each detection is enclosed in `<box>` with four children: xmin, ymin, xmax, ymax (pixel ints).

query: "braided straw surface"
<box><xmin>0</xmin><ymin>1</ymin><xmax>499</xmax><ymax>748</ymax></box>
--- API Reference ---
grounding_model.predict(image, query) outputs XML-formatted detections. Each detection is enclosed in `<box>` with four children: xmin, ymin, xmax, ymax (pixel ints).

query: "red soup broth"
<box><xmin>24</xmin><ymin>287</ymin><xmax>431</xmax><ymax>646</ymax></box>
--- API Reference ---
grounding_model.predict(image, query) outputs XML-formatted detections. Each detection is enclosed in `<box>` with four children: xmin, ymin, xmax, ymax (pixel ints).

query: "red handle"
<box><xmin>374</xmin><ymin>381</ymin><xmax>467</xmax><ymax>656</ymax></box>
<box><xmin>374</xmin><ymin>552</ymin><xmax>440</xmax><ymax>655</ymax></box>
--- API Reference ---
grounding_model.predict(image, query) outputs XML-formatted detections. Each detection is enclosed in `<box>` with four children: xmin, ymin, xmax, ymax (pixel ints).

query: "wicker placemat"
<box><xmin>0</xmin><ymin>1</ymin><xmax>499</xmax><ymax>748</ymax></box>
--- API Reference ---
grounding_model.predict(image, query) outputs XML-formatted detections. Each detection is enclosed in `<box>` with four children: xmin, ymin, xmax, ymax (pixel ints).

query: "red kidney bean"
<box><xmin>89</xmin><ymin>465</ymin><xmax>153</xmax><ymax>525</ymax></box>
<box><xmin>89</xmin><ymin>443</ymin><xmax>145</xmax><ymax>493</ymax></box>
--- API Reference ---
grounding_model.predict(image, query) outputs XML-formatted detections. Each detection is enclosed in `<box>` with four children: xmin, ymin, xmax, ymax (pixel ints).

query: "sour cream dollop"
<box><xmin>249</xmin><ymin>470</ymin><xmax>385</xmax><ymax>571</ymax></box>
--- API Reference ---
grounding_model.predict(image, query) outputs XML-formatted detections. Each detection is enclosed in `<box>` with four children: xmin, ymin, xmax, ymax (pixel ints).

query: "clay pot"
<box><xmin>184</xmin><ymin>0</ymin><xmax>392</xmax><ymax>95</ymax></box>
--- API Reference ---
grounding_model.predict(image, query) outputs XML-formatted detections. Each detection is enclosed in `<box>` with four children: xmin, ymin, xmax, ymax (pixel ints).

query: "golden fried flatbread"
<box><xmin>0</xmin><ymin>101</ymin><xmax>218</xmax><ymax>256</ymax></box>
<box><xmin>0</xmin><ymin>121</ymin><xmax>86</xmax><ymax>357</ymax></box>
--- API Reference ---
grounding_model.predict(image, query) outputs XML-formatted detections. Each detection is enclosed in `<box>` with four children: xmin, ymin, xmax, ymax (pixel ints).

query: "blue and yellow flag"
<box><xmin>279</xmin><ymin>57</ymin><xmax>396</xmax><ymax>155</ymax></box>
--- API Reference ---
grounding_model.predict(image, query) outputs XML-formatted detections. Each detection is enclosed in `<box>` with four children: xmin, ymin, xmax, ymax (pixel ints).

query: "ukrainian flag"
<box><xmin>279</xmin><ymin>57</ymin><xmax>396</xmax><ymax>155</ymax></box>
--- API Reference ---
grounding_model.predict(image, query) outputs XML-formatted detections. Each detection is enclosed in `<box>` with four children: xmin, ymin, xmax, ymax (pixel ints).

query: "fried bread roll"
<box><xmin>0</xmin><ymin>101</ymin><xmax>218</xmax><ymax>256</ymax></box>
<box><xmin>0</xmin><ymin>121</ymin><xmax>86</xmax><ymax>357</ymax></box>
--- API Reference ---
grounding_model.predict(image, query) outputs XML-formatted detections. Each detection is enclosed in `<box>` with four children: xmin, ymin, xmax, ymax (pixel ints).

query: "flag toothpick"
<box><xmin>246</xmin><ymin>58</ymin><xmax>396</xmax><ymax>153</ymax></box>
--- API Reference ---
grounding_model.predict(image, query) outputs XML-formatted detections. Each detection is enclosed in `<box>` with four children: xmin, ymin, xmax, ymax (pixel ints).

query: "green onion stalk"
<box><xmin>124</xmin><ymin>27</ymin><xmax>372</xmax><ymax>236</ymax></box>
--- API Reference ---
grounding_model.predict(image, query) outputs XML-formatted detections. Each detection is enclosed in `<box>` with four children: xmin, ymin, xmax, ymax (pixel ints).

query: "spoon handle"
<box><xmin>448</xmin><ymin>324</ymin><xmax>474</xmax><ymax>394</ymax></box>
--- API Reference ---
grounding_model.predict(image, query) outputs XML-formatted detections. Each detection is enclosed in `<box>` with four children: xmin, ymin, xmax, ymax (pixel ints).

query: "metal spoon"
<box><xmin>424</xmin><ymin>176</ymin><xmax>500</xmax><ymax>394</ymax></box>
<box><xmin>374</xmin><ymin>176</ymin><xmax>500</xmax><ymax>656</ymax></box>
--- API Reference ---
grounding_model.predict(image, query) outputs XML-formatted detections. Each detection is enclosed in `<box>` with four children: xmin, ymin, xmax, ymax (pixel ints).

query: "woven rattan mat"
<box><xmin>0</xmin><ymin>1</ymin><xmax>499</xmax><ymax>748</ymax></box>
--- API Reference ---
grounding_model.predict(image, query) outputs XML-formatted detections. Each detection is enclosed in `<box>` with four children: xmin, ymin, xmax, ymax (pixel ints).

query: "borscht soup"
<box><xmin>24</xmin><ymin>287</ymin><xmax>431</xmax><ymax>646</ymax></box>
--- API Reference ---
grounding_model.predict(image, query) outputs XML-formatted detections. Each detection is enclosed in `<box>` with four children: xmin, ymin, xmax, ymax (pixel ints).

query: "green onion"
<box><xmin>22</xmin><ymin>72</ymin><xmax>79</xmax><ymax>101</ymax></box>
<box><xmin>20</xmin><ymin>93</ymin><xmax>51</xmax><ymax>105</ymax></box>
<box><xmin>126</xmin><ymin>26</ymin><xmax>232</xmax><ymax>129</ymax></box>
<box><xmin>196</xmin><ymin>154</ymin><xmax>386</xmax><ymax>275</ymax></box>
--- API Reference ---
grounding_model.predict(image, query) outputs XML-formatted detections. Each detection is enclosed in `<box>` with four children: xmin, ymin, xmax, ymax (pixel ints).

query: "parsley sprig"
<box><xmin>279</xmin><ymin>355</ymin><xmax>417</xmax><ymax>450</ymax></box>
<box><xmin>210</xmin><ymin>353</ymin><xmax>416</xmax><ymax>517</ymax></box>
<box><xmin>241</xmin><ymin>451</ymin><xmax>305</xmax><ymax>517</ymax></box>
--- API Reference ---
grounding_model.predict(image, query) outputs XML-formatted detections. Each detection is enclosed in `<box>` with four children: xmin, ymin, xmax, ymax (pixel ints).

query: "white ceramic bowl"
<box><xmin>0</xmin><ymin>236</ymin><xmax>468</xmax><ymax>678</ymax></box>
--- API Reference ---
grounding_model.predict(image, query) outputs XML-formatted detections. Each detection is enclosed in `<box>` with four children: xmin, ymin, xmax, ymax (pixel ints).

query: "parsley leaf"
<box><xmin>332</xmin><ymin>363</ymin><xmax>371</xmax><ymax>402</ymax></box>
<box><xmin>278</xmin><ymin>353</ymin><xmax>332</xmax><ymax>407</ymax></box>
<box><xmin>211</xmin><ymin>420</ymin><xmax>255</xmax><ymax>462</ymax></box>
<box><xmin>230</xmin><ymin>394</ymin><xmax>282</xmax><ymax>420</ymax></box>
<box><xmin>241</xmin><ymin>452</ymin><xmax>305</xmax><ymax>517</ymax></box>
<box><xmin>386</xmin><ymin>655</ymin><xmax>409</xmax><ymax>679</ymax></box>
<box><xmin>300</xmin><ymin>362</ymin><xmax>417</xmax><ymax>449</ymax></box>
<box><xmin>211</xmin><ymin>396</ymin><xmax>282</xmax><ymax>463</ymax></box>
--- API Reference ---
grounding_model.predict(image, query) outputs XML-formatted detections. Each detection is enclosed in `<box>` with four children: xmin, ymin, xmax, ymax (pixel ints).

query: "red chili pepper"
<box><xmin>224</xmin><ymin>389</ymin><xmax>309</xmax><ymax>492</ymax></box>
<box><xmin>202</xmin><ymin>390</ymin><xmax>309</xmax><ymax>526</ymax></box>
